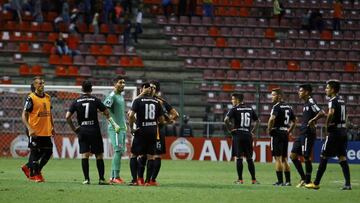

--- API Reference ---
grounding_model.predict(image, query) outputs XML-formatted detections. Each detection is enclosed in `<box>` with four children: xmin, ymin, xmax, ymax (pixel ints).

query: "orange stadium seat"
<box><xmin>120</xmin><ymin>56</ymin><xmax>131</xmax><ymax>67</ymax></box>
<box><xmin>55</xmin><ymin>66</ymin><xmax>67</xmax><ymax>77</ymax></box>
<box><xmin>230</xmin><ymin>59</ymin><xmax>241</xmax><ymax>69</ymax></box>
<box><xmin>41</xmin><ymin>22</ymin><xmax>53</xmax><ymax>32</ymax></box>
<box><xmin>97</xmin><ymin>56</ymin><xmax>108</xmax><ymax>66</ymax></box>
<box><xmin>19</xmin><ymin>43</ymin><xmax>29</xmax><ymax>53</ymax></box>
<box><xmin>19</xmin><ymin>64</ymin><xmax>31</xmax><ymax>76</ymax></box>
<box><xmin>90</xmin><ymin>45</ymin><xmax>101</xmax><ymax>55</ymax></box>
<box><xmin>31</xmin><ymin>65</ymin><xmax>43</xmax><ymax>75</ymax></box>
<box><xmin>106</xmin><ymin>34</ymin><xmax>118</xmax><ymax>44</ymax></box>
<box><xmin>68</xmin><ymin>66</ymin><xmax>79</xmax><ymax>77</ymax></box>
<box><xmin>62</xmin><ymin>55</ymin><xmax>73</xmax><ymax>65</ymax></box>
<box><xmin>102</xmin><ymin>45</ymin><xmax>113</xmax><ymax>55</ymax></box>
<box><xmin>49</xmin><ymin>54</ymin><xmax>61</xmax><ymax>64</ymax></box>
<box><xmin>132</xmin><ymin>56</ymin><xmax>144</xmax><ymax>67</ymax></box>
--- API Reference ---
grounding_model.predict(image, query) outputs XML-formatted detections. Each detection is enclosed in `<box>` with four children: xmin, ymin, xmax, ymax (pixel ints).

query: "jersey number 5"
<box><xmin>284</xmin><ymin>110</ymin><xmax>290</xmax><ymax>125</ymax></box>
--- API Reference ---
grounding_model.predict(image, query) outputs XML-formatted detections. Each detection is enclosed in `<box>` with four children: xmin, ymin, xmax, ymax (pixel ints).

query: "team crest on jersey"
<box><xmin>10</xmin><ymin>135</ymin><xmax>30</xmax><ymax>158</ymax></box>
<box><xmin>170</xmin><ymin>138</ymin><xmax>194</xmax><ymax>160</ymax></box>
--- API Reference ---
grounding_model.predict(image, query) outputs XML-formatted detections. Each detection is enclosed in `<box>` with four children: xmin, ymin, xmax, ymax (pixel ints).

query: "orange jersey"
<box><xmin>27</xmin><ymin>93</ymin><xmax>53</xmax><ymax>136</ymax></box>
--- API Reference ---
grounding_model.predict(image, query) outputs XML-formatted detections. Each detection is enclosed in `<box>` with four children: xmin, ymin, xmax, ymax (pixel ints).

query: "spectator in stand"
<box><xmin>103</xmin><ymin>0</ymin><xmax>114</xmax><ymax>24</ymax></box>
<box><xmin>84</xmin><ymin>0</ymin><xmax>92</xmax><ymax>25</ymax></box>
<box><xmin>114</xmin><ymin>2</ymin><xmax>123</xmax><ymax>24</ymax></box>
<box><xmin>301</xmin><ymin>10</ymin><xmax>312</xmax><ymax>32</ymax></box>
<box><xmin>273</xmin><ymin>0</ymin><xmax>285</xmax><ymax>26</ymax></box>
<box><xmin>69</xmin><ymin>8</ymin><xmax>80</xmax><ymax>33</ymax></box>
<box><xmin>32</xmin><ymin>0</ymin><xmax>43</xmax><ymax>23</ymax></box>
<box><xmin>4</xmin><ymin>0</ymin><xmax>23</xmax><ymax>23</ymax></box>
<box><xmin>309</xmin><ymin>9</ymin><xmax>324</xmax><ymax>32</ymax></box>
<box><xmin>332</xmin><ymin>0</ymin><xmax>343</xmax><ymax>31</ymax></box>
<box><xmin>188</xmin><ymin>0</ymin><xmax>197</xmax><ymax>17</ymax></box>
<box><xmin>180</xmin><ymin>115</ymin><xmax>193</xmax><ymax>137</ymax></box>
<box><xmin>203</xmin><ymin>0</ymin><xmax>214</xmax><ymax>18</ymax></box>
<box><xmin>92</xmin><ymin>13</ymin><xmax>100</xmax><ymax>34</ymax></box>
<box><xmin>22</xmin><ymin>0</ymin><xmax>34</xmax><ymax>14</ymax></box>
<box><xmin>178</xmin><ymin>0</ymin><xmax>187</xmax><ymax>17</ymax></box>
<box><xmin>122</xmin><ymin>0</ymin><xmax>132</xmax><ymax>14</ymax></box>
<box><xmin>203</xmin><ymin>106</ymin><xmax>215</xmax><ymax>137</ymax></box>
<box><xmin>347</xmin><ymin>123</ymin><xmax>359</xmax><ymax>141</ymax></box>
<box><xmin>61</xmin><ymin>0</ymin><xmax>70</xmax><ymax>23</ymax></box>
<box><xmin>132</xmin><ymin>5</ymin><xmax>143</xmax><ymax>44</ymax></box>
<box><xmin>162</xmin><ymin>0</ymin><xmax>174</xmax><ymax>18</ymax></box>
<box><xmin>55</xmin><ymin>33</ymin><xmax>70</xmax><ymax>55</ymax></box>
<box><xmin>123</xmin><ymin>14</ymin><xmax>132</xmax><ymax>51</ymax></box>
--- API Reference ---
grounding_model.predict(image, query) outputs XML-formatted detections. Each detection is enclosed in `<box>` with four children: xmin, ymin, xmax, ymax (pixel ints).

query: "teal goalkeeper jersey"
<box><xmin>104</xmin><ymin>91</ymin><xmax>127</xmax><ymax>129</ymax></box>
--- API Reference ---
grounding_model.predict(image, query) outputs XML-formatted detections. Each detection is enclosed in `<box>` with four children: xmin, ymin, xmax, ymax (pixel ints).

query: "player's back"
<box><xmin>328</xmin><ymin>96</ymin><xmax>346</xmax><ymax>131</ymax></box>
<box><xmin>133</xmin><ymin>95</ymin><xmax>163</xmax><ymax>128</ymax></box>
<box><xmin>230</xmin><ymin>104</ymin><xmax>258</xmax><ymax>133</ymax></box>
<box><xmin>71</xmin><ymin>94</ymin><xmax>105</xmax><ymax>129</ymax></box>
<box><xmin>271</xmin><ymin>101</ymin><xmax>295</xmax><ymax>130</ymax></box>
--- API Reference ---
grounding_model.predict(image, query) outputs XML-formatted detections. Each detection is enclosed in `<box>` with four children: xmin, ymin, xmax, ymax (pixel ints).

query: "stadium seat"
<box><xmin>200</xmin><ymin>47</ymin><xmax>211</xmax><ymax>57</ymax></box>
<box><xmin>41</xmin><ymin>22</ymin><xmax>53</xmax><ymax>32</ymax></box>
<box><xmin>49</xmin><ymin>54</ymin><xmax>61</xmax><ymax>65</ymax></box>
<box><xmin>102</xmin><ymin>45</ymin><xmax>113</xmax><ymax>55</ymax></box>
<box><xmin>90</xmin><ymin>45</ymin><xmax>101</xmax><ymax>55</ymax></box>
<box><xmin>85</xmin><ymin>55</ymin><xmax>96</xmax><ymax>65</ymax></box>
<box><xmin>120</xmin><ymin>56</ymin><xmax>131</xmax><ymax>67</ymax></box>
<box><xmin>97</xmin><ymin>56</ymin><xmax>108</xmax><ymax>66</ymax></box>
<box><xmin>100</xmin><ymin>24</ymin><xmax>110</xmax><ymax>34</ymax></box>
<box><xmin>106</xmin><ymin>35</ymin><xmax>118</xmax><ymax>44</ymax></box>
<box><xmin>132</xmin><ymin>56</ymin><xmax>144</xmax><ymax>67</ymax></box>
<box><xmin>55</xmin><ymin>66</ymin><xmax>67</xmax><ymax>77</ymax></box>
<box><xmin>19</xmin><ymin>64</ymin><xmax>30</xmax><ymax>76</ymax></box>
<box><xmin>19</xmin><ymin>43</ymin><xmax>29</xmax><ymax>53</ymax></box>
<box><xmin>31</xmin><ymin>65</ymin><xmax>43</xmax><ymax>75</ymax></box>
<box><xmin>62</xmin><ymin>55</ymin><xmax>73</xmax><ymax>65</ymax></box>
<box><xmin>79</xmin><ymin>66</ymin><xmax>92</xmax><ymax>77</ymax></box>
<box><xmin>68</xmin><ymin>66</ymin><xmax>79</xmax><ymax>77</ymax></box>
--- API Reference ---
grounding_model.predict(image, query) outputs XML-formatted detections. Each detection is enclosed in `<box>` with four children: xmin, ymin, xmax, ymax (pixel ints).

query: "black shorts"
<box><xmin>131</xmin><ymin>127</ymin><xmax>157</xmax><ymax>155</ymax></box>
<box><xmin>271</xmin><ymin>130</ymin><xmax>289</xmax><ymax>157</ymax></box>
<box><xmin>291</xmin><ymin>135</ymin><xmax>315</xmax><ymax>158</ymax></box>
<box><xmin>29</xmin><ymin>136</ymin><xmax>53</xmax><ymax>149</ymax></box>
<box><xmin>77</xmin><ymin>127</ymin><xmax>104</xmax><ymax>154</ymax></box>
<box><xmin>155</xmin><ymin>126</ymin><xmax>166</xmax><ymax>155</ymax></box>
<box><xmin>321</xmin><ymin>129</ymin><xmax>347</xmax><ymax>157</ymax></box>
<box><xmin>232</xmin><ymin>131</ymin><xmax>253</xmax><ymax>158</ymax></box>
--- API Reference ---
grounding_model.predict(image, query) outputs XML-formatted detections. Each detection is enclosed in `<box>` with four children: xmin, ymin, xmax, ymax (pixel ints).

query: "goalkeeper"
<box><xmin>103</xmin><ymin>76</ymin><xmax>128</xmax><ymax>184</ymax></box>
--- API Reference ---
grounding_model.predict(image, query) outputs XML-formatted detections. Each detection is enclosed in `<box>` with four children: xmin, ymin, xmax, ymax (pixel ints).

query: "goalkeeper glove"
<box><xmin>109</xmin><ymin>117</ymin><xmax>121</xmax><ymax>133</ymax></box>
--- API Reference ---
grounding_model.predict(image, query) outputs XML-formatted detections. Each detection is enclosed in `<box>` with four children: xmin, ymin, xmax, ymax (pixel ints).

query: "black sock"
<box><xmin>247</xmin><ymin>159</ymin><xmax>256</xmax><ymax>180</ymax></box>
<box><xmin>96</xmin><ymin>159</ymin><xmax>105</xmax><ymax>181</ymax></box>
<box><xmin>29</xmin><ymin>149</ymin><xmax>41</xmax><ymax>176</ymax></box>
<box><xmin>304</xmin><ymin>159</ymin><xmax>312</xmax><ymax>184</ymax></box>
<box><xmin>137</xmin><ymin>156</ymin><xmax>147</xmax><ymax>178</ymax></box>
<box><xmin>291</xmin><ymin>158</ymin><xmax>305</xmax><ymax>181</ymax></box>
<box><xmin>284</xmin><ymin>171</ymin><xmax>291</xmax><ymax>183</ymax></box>
<box><xmin>39</xmin><ymin>148</ymin><xmax>52</xmax><ymax>171</ymax></box>
<box><xmin>339</xmin><ymin>160</ymin><xmax>351</xmax><ymax>186</ymax></box>
<box><xmin>81</xmin><ymin>158</ymin><xmax>89</xmax><ymax>180</ymax></box>
<box><xmin>146</xmin><ymin>160</ymin><xmax>154</xmax><ymax>182</ymax></box>
<box><xmin>236</xmin><ymin>159</ymin><xmax>243</xmax><ymax>180</ymax></box>
<box><xmin>314</xmin><ymin>158</ymin><xmax>328</xmax><ymax>185</ymax></box>
<box><xmin>276</xmin><ymin>171</ymin><xmax>283</xmax><ymax>183</ymax></box>
<box><xmin>151</xmin><ymin>158</ymin><xmax>161</xmax><ymax>181</ymax></box>
<box><xmin>129</xmin><ymin>157</ymin><xmax>138</xmax><ymax>181</ymax></box>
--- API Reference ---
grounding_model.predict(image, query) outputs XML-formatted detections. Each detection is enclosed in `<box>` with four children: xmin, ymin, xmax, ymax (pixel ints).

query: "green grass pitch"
<box><xmin>0</xmin><ymin>158</ymin><xmax>359</xmax><ymax>203</ymax></box>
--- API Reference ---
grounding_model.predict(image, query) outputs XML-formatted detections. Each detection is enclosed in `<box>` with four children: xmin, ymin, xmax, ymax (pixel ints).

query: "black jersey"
<box><xmin>131</xmin><ymin>95</ymin><xmax>163</xmax><ymax>127</ymax></box>
<box><xmin>300</xmin><ymin>97</ymin><xmax>321</xmax><ymax>130</ymax></box>
<box><xmin>270</xmin><ymin>101</ymin><xmax>296</xmax><ymax>130</ymax></box>
<box><xmin>155</xmin><ymin>95</ymin><xmax>173</xmax><ymax>122</ymax></box>
<box><xmin>69</xmin><ymin>94</ymin><xmax>106</xmax><ymax>129</ymax></box>
<box><xmin>327</xmin><ymin>96</ymin><xmax>346</xmax><ymax>132</ymax></box>
<box><xmin>226</xmin><ymin>104</ymin><xmax>259</xmax><ymax>133</ymax></box>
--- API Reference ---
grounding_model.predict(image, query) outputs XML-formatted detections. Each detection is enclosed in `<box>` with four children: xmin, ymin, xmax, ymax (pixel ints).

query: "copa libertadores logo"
<box><xmin>170</xmin><ymin>138</ymin><xmax>194</xmax><ymax>160</ymax></box>
<box><xmin>10</xmin><ymin>135</ymin><xmax>30</xmax><ymax>158</ymax></box>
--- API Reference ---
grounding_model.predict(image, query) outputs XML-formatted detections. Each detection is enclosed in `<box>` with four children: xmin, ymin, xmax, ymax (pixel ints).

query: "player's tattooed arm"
<box><xmin>224</xmin><ymin>116</ymin><xmax>233</xmax><ymax>133</ymax></box>
<box><xmin>267</xmin><ymin>115</ymin><xmax>276</xmax><ymax>135</ymax></box>
<box><xmin>65</xmin><ymin>111</ymin><xmax>79</xmax><ymax>134</ymax></box>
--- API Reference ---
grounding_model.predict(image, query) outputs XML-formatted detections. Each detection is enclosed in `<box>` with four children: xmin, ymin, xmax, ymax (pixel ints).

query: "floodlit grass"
<box><xmin>0</xmin><ymin>158</ymin><xmax>359</xmax><ymax>203</ymax></box>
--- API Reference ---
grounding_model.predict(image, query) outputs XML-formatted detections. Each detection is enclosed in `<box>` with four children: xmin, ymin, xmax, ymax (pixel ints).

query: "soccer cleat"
<box><xmin>110</xmin><ymin>177</ymin><xmax>125</xmax><ymax>184</ymax></box>
<box><xmin>145</xmin><ymin>180</ymin><xmax>159</xmax><ymax>186</ymax></box>
<box><xmin>283</xmin><ymin>182</ymin><xmax>292</xmax><ymax>186</ymax></box>
<box><xmin>38</xmin><ymin>172</ymin><xmax>45</xmax><ymax>182</ymax></box>
<box><xmin>128</xmin><ymin>180</ymin><xmax>138</xmax><ymax>186</ymax></box>
<box><xmin>341</xmin><ymin>185</ymin><xmax>352</xmax><ymax>190</ymax></box>
<box><xmin>273</xmin><ymin>182</ymin><xmax>284</xmax><ymax>186</ymax></box>
<box><xmin>98</xmin><ymin>179</ymin><xmax>111</xmax><ymax>185</ymax></box>
<box><xmin>234</xmin><ymin>180</ymin><xmax>244</xmax><ymax>184</ymax></box>
<box><xmin>21</xmin><ymin>165</ymin><xmax>30</xmax><ymax>178</ymax></box>
<box><xmin>29</xmin><ymin>175</ymin><xmax>43</xmax><ymax>183</ymax></box>
<box><xmin>82</xmin><ymin>180</ymin><xmax>90</xmax><ymax>185</ymax></box>
<box><xmin>137</xmin><ymin>178</ymin><xmax>145</xmax><ymax>186</ymax></box>
<box><xmin>296</xmin><ymin>180</ymin><xmax>305</xmax><ymax>188</ymax></box>
<box><xmin>305</xmin><ymin>183</ymin><xmax>320</xmax><ymax>190</ymax></box>
<box><xmin>251</xmin><ymin>180</ymin><xmax>260</xmax><ymax>184</ymax></box>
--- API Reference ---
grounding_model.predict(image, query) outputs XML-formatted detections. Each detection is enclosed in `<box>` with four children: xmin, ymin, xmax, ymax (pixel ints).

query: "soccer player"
<box><xmin>267</xmin><ymin>88</ymin><xmax>296</xmax><ymax>186</ymax></box>
<box><xmin>147</xmin><ymin>80</ymin><xmax>179</xmax><ymax>186</ymax></box>
<box><xmin>305</xmin><ymin>80</ymin><xmax>351</xmax><ymax>190</ymax></box>
<box><xmin>66</xmin><ymin>80</ymin><xmax>120</xmax><ymax>185</ymax></box>
<box><xmin>128</xmin><ymin>82</ymin><xmax>165</xmax><ymax>186</ymax></box>
<box><xmin>291</xmin><ymin>84</ymin><xmax>325</xmax><ymax>187</ymax></box>
<box><xmin>224</xmin><ymin>93</ymin><xmax>260</xmax><ymax>184</ymax></box>
<box><xmin>103</xmin><ymin>76</ymin><xmax>127</xmax><ymax>184</ymax></box>
<box><xmin>21</xmin><ymin>76</ymin><xmax>55</xmax><ymax>182</ymax></box>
